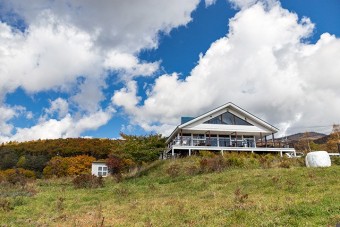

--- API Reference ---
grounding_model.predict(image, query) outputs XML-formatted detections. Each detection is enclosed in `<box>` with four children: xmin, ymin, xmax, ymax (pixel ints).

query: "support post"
<box><xmin>172</xmin><ymin>148</ymin><xmax>174</xmax><ymax>158</ymax></box>
<box><xmin>260</xmin><ymin>132</ymin><xmax>263</xmax><ymax>146</ymax></box>
<box><xmin>189</xmin><ymin>149</ymin><xmax>191</xmax><ymax>156</ymax></box>
<box><xmin>265</xmin><ymin>136</ymin><xmax>267</xmax><ymax>147</ymax></box>
<box><xmin>235</xmin><ymin>131</ymin><xmax>237</xmax><ymax>147</ymax></box>
<box><xmin>272</xmin><ymin>133</ymin><xmax>275</xmax><ymax>148</ymax></box>
<box><xmin>180</xmin><ymin>129</ymin><xmax>183</xmax><ymax>145</ymax></box>
<box><xmin>221</xmin><ymin>150</ymin><xmax>224</xmax><ymax>156</ymax></box>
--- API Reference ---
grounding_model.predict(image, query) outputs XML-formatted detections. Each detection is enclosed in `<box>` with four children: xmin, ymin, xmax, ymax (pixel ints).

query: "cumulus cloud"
<box><xmin>45</xmin><ymin>98</ymin><xmax>69</xmax><ymax>119</ymax></box>
<box><xmin>113</xmin><ymin>1</ymin><xmax>340</xmax><ymax>136</ymax></box>
<box><xmin>2</xmin><ymin>0</ymin><xmax>199</xmax><ymax>53</ymax></box>
<box><xmin>104</xmin><ymin>51</ymin><xmax>160</xmax><ymax>80</ymax></box>
<box><xmin>0</xmin><ymin>17</ymin><xmax>100</xmax><ymax>95</ymax></box>
<box><xmin>0</xmin><ymin>0</ymin><xmax>200</xmax><ymax>142</ymax></box>
<box><xmin>205</xmin><ymin>0</ymin><xmax>217</xmax><ymax>7</ymax></box>
<box><xmin>0</xmin><ymin>109</ymin><xmax>114</xmax><ymax>143</ymax></box>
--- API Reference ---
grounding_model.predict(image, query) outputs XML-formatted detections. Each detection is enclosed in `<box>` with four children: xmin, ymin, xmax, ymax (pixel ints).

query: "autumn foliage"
<box><xmin>43</xmin><ymin>155</ymin><xmax>95</xmax><ymax>177</ymax></box>
<box><xmin>0</xmin><ymin>168</ymin><xmax>36</xmax><ymax>184</ymax></box>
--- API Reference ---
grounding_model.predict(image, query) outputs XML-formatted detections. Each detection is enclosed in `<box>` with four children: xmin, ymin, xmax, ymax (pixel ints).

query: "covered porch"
<box><xmin>164</xmin><ymin>130</ymin><xmax>296</xmax><ymax>158</ymax></box>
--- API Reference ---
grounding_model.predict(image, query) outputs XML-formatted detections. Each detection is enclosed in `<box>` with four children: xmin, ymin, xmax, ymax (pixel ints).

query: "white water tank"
<box><xmin>305</xmin><ymin>151</ymin><xmax>331</xmax><ymax>167</ymax></box>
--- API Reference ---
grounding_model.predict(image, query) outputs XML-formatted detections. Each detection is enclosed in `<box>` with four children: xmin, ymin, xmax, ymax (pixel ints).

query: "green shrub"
<box><xmin>331</xmin><ymin>156</ymin><xmax>340</xmax><ymax>165</ymax></box>
<box><xmin>225</xmin><ymin>156</ymin><xmax>245</xmax><ymax>168</ymax></box>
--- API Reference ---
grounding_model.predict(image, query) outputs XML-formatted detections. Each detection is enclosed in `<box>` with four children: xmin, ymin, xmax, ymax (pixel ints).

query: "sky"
<box><xmin>0</xmin><ymin>0</ymin><xmax>339</xmax><ymax>142</ymax></box>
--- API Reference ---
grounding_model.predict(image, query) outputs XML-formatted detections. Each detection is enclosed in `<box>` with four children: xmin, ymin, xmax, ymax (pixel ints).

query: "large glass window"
<box><xmin>206</xmin><ymin>134</ymin><xmax>218</xmax><ymax>146</ymax></box>
<box><xmin>193</xmin><ymin>134</ymin><xmax>205</xmax><ymax>146</ymax></box>
<box><xmin>219</xmin><ymin>135</ymin><xmax>231</xmax><ymax>147</ymax></box>
<box><xmin>204</xmin><ymin>112</ymin><xmax>252</xmax><ymax>126</ymax></box>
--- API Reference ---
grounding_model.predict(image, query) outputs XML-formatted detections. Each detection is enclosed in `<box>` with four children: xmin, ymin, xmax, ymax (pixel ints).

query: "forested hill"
<box><xmin>0</xmin><ymin>135</ymin><xmax>166</xmax><ymax>175</ymax></box>
<box><xmin>0</xmin><ymin>138</ymin><xmax>121</xmax><ymax>158</ymax></box>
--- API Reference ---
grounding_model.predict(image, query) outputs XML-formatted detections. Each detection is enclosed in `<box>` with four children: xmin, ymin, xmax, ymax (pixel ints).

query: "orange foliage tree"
<box><xmin>43</xmin><ymin>155</ymin><xmax>95</xmax><ymax>178</ymax></box>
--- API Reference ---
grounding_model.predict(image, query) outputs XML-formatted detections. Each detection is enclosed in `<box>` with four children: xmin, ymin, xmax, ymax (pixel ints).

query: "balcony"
<box><xmin>171</xmin><ymin>138</ymin><xmax>256</xmax><ymax>148</ymax></box>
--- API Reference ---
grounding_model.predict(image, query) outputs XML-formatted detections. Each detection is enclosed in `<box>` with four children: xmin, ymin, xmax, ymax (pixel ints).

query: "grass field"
<box><xmin>1</xmin><ymin>156</ymin><xmax>340</xmax><ymax>226</ymax></box>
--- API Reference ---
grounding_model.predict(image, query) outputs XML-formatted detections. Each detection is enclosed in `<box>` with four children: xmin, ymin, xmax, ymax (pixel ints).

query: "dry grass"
<box><xmin>1</xmin><ymin>155</ymin><xmax>340</xmax><ymax>226</ymax></box>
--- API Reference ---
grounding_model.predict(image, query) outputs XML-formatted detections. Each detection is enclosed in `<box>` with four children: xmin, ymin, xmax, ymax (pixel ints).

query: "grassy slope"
<box><xmin>1</xmin><ymin>159</ymin><xmax>340</xmax><ymax>226</ymax></box>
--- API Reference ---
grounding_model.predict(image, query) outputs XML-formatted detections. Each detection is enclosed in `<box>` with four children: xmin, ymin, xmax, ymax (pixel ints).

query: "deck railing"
<box><xmin>172</xmin><ymin>138</ymin><xmax>256</xmax><ymax>148</ymax></box>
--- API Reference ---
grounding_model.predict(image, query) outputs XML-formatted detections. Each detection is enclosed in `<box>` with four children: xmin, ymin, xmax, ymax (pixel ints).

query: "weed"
<box><xmin>166</xmin><ymin>163</ymin><xmax>181</xmax><ymax>177</ymax></box>
<box><xmin>0</xmin><ymin>198</ymin><xmax>12</xmax><ymax>211</ymax></box>
<box><xmin>234</xmin><ymin>187</ymin><xmax>249</xmax><ymax>209</ymax></box>
<box><xmin>331</xmin><ymin>156</ymin><xmax>340</xmax><ymax>165</ymax></box>
<box><xmin>114</xmin><ymin>185</ymin><xmax>131</xmax><ymax>198</ymax></box>
<box><xmin>199</xmin><ymin>150</ymin><xmax>217</xmax><ymax>158</ymax></box>
<box><xmin>72</xmin><ymin>174</ymin><xmax>103</xmax><ymax>189</ymax></box>
<box><xmin>185</xmin><ymin>164</ymin><xmax>199</xmax><ymax>175</ymax></box>
<box><xmin>271</xmin><ymin>176</ymin><xmax>280</xmax><ymax>184</ymax></box>
<box><xmin>56</xmin><ymin>196</ymin><xmax>65</xmax><ymax>212</ymax></box>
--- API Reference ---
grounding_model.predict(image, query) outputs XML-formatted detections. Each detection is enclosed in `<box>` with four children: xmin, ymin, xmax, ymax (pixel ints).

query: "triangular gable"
<box><xmin>203</xmin><ymin>112</ymin><xmax>253</xmax><ymax>126</ymax></box>
<box><xmin>166</xmin><ymin>102</ymin><xmax>279</xmax><ymax>143</ymax></box>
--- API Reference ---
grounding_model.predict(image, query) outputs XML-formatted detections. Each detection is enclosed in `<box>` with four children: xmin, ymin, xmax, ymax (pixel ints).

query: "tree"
<box><xmin>112</xmin><ymin>133</ymin><xmax>166</xmax><ymax>164</ymax></box>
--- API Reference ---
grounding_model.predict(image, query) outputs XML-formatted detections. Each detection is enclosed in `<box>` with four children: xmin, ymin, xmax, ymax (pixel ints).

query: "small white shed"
<box><xmin>91</xmin><ymin>161</ymin><xmax>109</xmax><ymax>177</ymax></box>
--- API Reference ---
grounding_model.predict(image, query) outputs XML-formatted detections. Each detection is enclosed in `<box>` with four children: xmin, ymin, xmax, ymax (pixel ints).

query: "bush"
<box><xmin>258</xmin><ymin>154</ymin><xmax>276</xmax><ymax>168</ymax></box>
<box><xmin>0</xmin><ymin>198</ymin><xmax>12</xmax><ymax>211</ymax></box>
<box><xmin>200</xmin><ymin>157</ymin><xmax>224</xmax><ymax>172</ymax></box>
<box><xmin>0</xmin><ymin>168</ymin><xmax>35</xmax><ymax>186</ymax></box>
<box><xmin>72</xmin><ymin>174</ymin><xmax>103</xmax><ymax>189</ymax></box>
<box><xmin>185</xmin><ymin>164</ymin><xmax>200</xmax><ymax>175</ymax></box>
<box><xmin>0</xmin><ymin>152</ymin><xmax>19</xmax><ymax>170</ymax></box>
<box><xmin>43</xmin><ymin>155</ymin><xmax>95</xmax><ymax>178</ymax></box>
<box><xmin>225</xmin><ymin>156</ymin><xmax>245</xmax><ymax>168</ymax></box>
<box><xmin>331</xmin><ymin>156</ymin><xmax>340</xmax><ymax>165</ymax></box>
<box><xmin>17</xmin><ymin>155</ymin><xmax>49</xmax><ymax>172</ymax></box>
<box><xmin>199</xmin><ymin>151</ymin><xmax>217</xmax><ymax>158</ymax></box>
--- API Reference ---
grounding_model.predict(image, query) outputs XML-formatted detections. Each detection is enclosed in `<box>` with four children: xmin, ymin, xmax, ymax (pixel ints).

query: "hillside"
<box><xmin>277</xmin><ymin>132</ymin><xmax>326</xmax><ymax>142</ymax></box>
<box><xmin>0</xmin><ymin>138</ymin><xmax>121</xmax><ymax>158</ymax></box>
<box><xmin>1</xmin><ymin>156</ymin><xmax>340</xmax><ymax>226</ymax></box>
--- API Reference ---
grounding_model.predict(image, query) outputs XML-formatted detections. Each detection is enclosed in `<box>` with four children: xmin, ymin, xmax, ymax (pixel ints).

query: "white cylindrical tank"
<box><xmin>305</xmin><ymin>151</ymin><xmax>331</xmax><ymax>167</ymax></box>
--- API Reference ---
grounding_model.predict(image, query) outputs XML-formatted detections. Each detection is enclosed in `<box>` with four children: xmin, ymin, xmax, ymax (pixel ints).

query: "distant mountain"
<box><xmin>313</xmin><ymin>135</ymin><xmax>330</xmax><ymax>144</ymax></box>
<box><xmin>278</xmin><ymin>132</ymin><xmax>327</xmax><ymax>142</ymax></box>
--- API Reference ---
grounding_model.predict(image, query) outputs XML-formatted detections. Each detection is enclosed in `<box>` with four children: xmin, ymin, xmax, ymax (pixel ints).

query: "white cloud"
<box><xmin>2</xmin><ymin>109</ymin><xmax>114</xmax><ymax>143</ymax></box>
<box><xmin>45</xmin><ymin>98</ymin><xmax>69</xmax><ymax>119</ymax></box>
<box><xmin>205</xmin><ymin>0</ymin><xmax>217</xmax><ymax>7</ymax></box>
<box><xmin>113</xmin><ymin>1</ymin><xmax>340</xmax><ymax>136</ymax></box>
<box><xmin>229</xmin><ymin>0</ymin><xmax>276</xmax><ymax>10</ymax></box>
<box><xmin>0</xmin><ymin>0</ymin><xmax>201</xmax><ymax>142</ymax></box>
<box><xmin>0</xmin><ymin>17</ymin><xmax>100</xmax><ymax>94</ymax></box>
<box><xmin>112</xmin><ymin>81</ymin><xmax>141</xmax><ymax>113</ymax></box>
<box><xmin>0</xmin><ymin>106</ymin><xmax>17</xmax><ymax>136</ymax></box>
<box><xmin>2</xmin><ymin>0</ymin><xmax>200</xmax><ymax>53</ymax></box>
<box><xmin>104</xmin><ymin>51</ymin><xmax>160</xmax><ymax>80</ymax></box>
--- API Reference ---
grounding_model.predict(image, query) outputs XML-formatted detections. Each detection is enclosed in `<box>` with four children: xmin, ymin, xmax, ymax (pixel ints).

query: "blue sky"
<box><xmin>0</xmin><ymin>0</ymin><xmax>339</xmax><ymax>142</ymax></box>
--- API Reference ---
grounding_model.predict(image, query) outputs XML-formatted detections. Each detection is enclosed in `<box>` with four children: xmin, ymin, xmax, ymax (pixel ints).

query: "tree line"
<box><xmin>0</xmin><ymin>134</ymin><xmax>166</xmax><ymax>179</ymax></box>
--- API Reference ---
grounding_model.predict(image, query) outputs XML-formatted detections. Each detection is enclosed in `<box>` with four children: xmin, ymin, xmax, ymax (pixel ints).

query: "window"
<box><xmin>204</xmin><ymin>112</ymin><xmax>252</xmax><ymax>126</ymax></box>
<box><xmin>98</xmin><ymin>166</ymin><xmax>108</xmax><ymax>177</ymax></box>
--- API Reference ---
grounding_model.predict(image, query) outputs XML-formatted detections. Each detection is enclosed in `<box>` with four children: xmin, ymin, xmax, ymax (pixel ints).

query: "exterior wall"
<box><xmin>91</xmin><ymin>162</ymin><xmax>109</xmax><ymax>177</ymax></box>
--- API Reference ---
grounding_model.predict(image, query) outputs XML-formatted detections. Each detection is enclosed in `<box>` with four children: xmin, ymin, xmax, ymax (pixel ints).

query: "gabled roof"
<box><xmin>166</xmin><ymin>102</ymin><xmax>279</xmax><ymax>143</ymax></box>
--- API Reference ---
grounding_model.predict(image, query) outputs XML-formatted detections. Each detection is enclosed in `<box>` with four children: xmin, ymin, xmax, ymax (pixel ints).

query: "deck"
<box><xmin>164</xmin><ymin>138</ymin><xmax>296</xmax><ymax>159</ymax></box>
